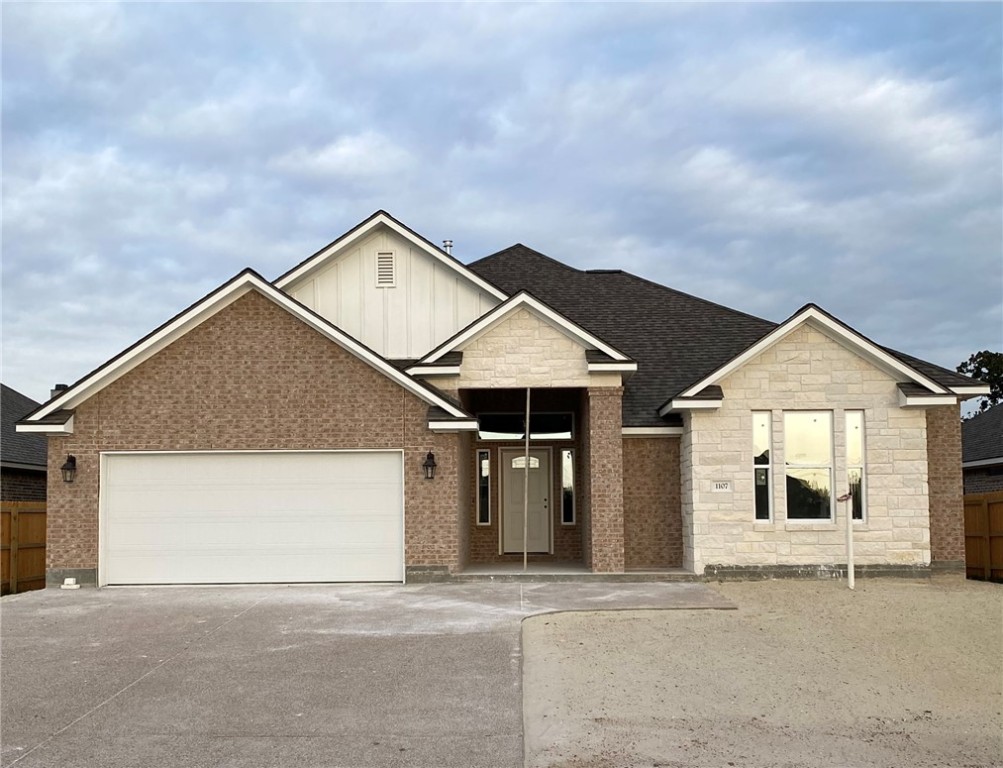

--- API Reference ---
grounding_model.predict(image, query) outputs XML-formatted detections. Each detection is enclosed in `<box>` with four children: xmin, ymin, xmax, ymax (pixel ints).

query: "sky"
<box><xmin>2</xmin><ymin>2</ymin><xmax>1001</xmax><ymax>404</ymax></box>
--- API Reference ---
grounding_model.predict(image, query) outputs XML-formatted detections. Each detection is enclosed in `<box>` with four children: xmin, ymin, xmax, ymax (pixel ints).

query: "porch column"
<box><xmin>586</xmin><ymin>386</ymin><xmax>625</xmax><ymax>572</ymax></box>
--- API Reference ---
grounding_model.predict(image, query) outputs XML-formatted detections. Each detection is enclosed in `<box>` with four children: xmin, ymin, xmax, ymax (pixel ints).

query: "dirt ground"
<box><xmin>523</xmin><ymin>576</ymin><xmax>1003</xmax><ymax>768</ymax></box>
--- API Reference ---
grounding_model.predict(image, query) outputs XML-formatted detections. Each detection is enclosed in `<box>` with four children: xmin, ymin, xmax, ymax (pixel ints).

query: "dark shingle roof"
<box><xmin>1</xmin><ymin>384</ymin><xmax>46</xmax><ymax>469</ymax></box>
<box><xmin>963</xmin><ymin>407</ymin><xmax>1003</xmax><ymax>464</ymax></box>
<box><xmin>467</xmin><ymin>245</ymin><xmax>774</xmax><ymax>426</ymax></box>
<box><xmin>467</xmin><ymin>244</ymin><xmax>980</xmax><ymax>427</ymax></box>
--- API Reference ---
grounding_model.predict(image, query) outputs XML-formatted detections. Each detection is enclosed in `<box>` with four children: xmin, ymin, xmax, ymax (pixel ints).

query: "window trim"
<box><xmin>561</xmin><ymin>448</ymin><xmax>576</xmax><ymax>526</ymax></box>
<box><xmin>753</xmin><ymin>411</ymin><xmax>773</xmax><ymax>522</ymax></box>
<box><xmin>783</xmin><ymin>410</ymin><xmax>835</xmax><ymax>522</ymax></box>
<box><xmin>476</xmin><ymin>449</ymin><xmax>491</xmax><ymax>526</ymax></box>
<box><xmin>846</xmin><ymin>410</ymin><xmax>866</xmax><ymax>523</ymax></box>
<box><xmin>476</xmin><ymin>411</ymin><xmax>575</xmax><ymax>442</ymax></box>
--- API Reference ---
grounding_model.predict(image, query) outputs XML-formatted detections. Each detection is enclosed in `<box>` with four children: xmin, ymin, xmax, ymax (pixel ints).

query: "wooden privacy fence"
<box><xmin>1</xmin><ymin>501</ymin><xmax>47</xmax><ymax>595</ymax></box>
<box><xmin>964</xmin><ymin>491</ymin><xmax>1003</xmax><ymax>583</ymax></box>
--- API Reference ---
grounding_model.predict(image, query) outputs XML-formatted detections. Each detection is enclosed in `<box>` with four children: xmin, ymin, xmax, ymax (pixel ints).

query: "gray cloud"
<box><xmin>2</xmin><ymin>2</ymin><xmax>1000</xmax><ymax>402</ymax></box>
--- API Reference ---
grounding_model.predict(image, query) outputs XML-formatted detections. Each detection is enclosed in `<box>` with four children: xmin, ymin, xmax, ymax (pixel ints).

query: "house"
<box><xmin>2</xmin><ymin>384</ymin><xmax>47</xmax><ymax>501</ymax></box>
<box><xmin>17</xmin><ymin>211</ymin><xmax>989</xmax><ymax>586</ymax></box>
<box><xmin>962</xmin><ymin>407</ymin><xmax>1003</xmax><ymax>494</ymax></box>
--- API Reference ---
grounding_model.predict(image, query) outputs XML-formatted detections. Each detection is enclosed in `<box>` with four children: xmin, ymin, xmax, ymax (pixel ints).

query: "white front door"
<box><xmin>501</xmin><ymin>448</ymin><xmax>551</xmax><ymax>553</ymax></box>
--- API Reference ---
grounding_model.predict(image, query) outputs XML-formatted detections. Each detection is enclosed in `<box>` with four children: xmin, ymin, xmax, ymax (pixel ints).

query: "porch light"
<box><xmin>422</xmin><ymin>451</ymin><xmax>437</xmax><ymax>480</ymax></box>
<box><xmin>60</xmin><ymin>455</ymin><xmax>77</xmax><ymax>483</ymax></box>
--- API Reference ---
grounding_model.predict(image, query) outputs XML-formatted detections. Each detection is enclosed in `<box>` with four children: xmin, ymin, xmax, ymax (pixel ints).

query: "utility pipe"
<box><xmin>523</xmin><ymin>387</ymin><xmax>531</xmax><ymax>573</ymax></box>
<box><xmin>838</xmin><ymin>491</ymin><xmax>854</xmax><ymax>590</ymax></box>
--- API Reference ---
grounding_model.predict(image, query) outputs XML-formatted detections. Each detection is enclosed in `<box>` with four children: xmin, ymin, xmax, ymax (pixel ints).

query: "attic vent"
<box><xmin>376</xmin><ymin>252</ymin><xmax>396</xmax><ymax>287</ymax></box>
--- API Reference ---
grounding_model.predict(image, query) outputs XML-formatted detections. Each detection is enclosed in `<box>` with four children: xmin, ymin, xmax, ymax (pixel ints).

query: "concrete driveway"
<box><xmin>1</xmin><ymin>582</ymin><xmax>731</xmax><ymax>768</ymax></box>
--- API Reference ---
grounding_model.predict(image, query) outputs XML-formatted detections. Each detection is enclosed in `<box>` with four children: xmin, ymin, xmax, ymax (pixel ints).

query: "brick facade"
<box><xmin>584</xmin><ymin>387</ymin><xmax>624</xmax><ymax>572</ymax></box>
<box><xmin>964</xmin><ymin>466</ymin><xmax>1003</xmax><ymax>495</ymax></box>
<box><xmin>926</xmin><ymin>404</ymin><xmax>964</xmax><ymax>563</ymax></box>
<box><xmin>46</xmin><ymin>291</ymin><xmax>461</xmax><ymax>579</ymax></box>
<box><xmin>623</xmin><ymin>437</ymin><xmax>682</xmax><ymax>569</ymax></box>
<box><xmin>1</xmin><ymin>468</ymin><xmax>46</xmax><ymax>502</ymax></box>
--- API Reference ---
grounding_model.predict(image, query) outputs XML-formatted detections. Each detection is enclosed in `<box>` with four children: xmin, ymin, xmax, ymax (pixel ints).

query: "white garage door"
<box><xmin>101</xmin><ymin>451</ymin><xmax>403</xmax><ymax>585</ymax></box>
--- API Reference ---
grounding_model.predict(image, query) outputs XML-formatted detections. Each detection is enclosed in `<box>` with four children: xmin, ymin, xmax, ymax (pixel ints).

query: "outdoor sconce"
<box><xmin>422</xmin><ymin>451</ymin><xmax>437</xmax><ymax>480</ymax></box>
<box><xmin>60</xmin><ymin>455</ymin><xmax>77</xmax><ymax>484</ymax></box>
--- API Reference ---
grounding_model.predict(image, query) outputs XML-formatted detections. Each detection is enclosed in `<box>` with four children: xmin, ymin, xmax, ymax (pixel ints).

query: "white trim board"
<box><xmin>963</xmin><ymin>457</ymin><xmax>1003</xmax><ymax>469</ymax></box>
<box><xmin>419</xmin><ymin>291</ymin><xmax>632</xmax><ymax>365</ymax></box>
<box><xmin>659</xmin><ymin>305</ymin><xmax>950</xmax><ymax>416</ymax></box>
<box><xmin>19</xmin><ymin>271</ymin><xmax>471</xmax><ymax>428</ymax></box>
<box><xmin>274</xmin><ymin>211</ymin><xmax>507</xmax><ymax>301</ymax></box>
<box><xmin>16</xmin><ymin>416</ymin><xmax>74</xmax><ymax>435</ymax></box>
<box><xmin>621</xmin><ymin>426</ymin><xmax>684</xmax><ymax>437</ymax></box>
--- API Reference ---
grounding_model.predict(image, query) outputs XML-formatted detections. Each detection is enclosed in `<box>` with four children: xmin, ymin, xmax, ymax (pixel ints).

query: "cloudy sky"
<box><xmin>2</xmin><ymin>2</ymin><xmax>1001</xmax><ymax>403</ymax></box>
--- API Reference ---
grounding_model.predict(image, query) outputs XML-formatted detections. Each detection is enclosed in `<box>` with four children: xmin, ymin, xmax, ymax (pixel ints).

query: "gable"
<box><xmin>18</xmin><ymin>270</ymin><xmax>471</xmax><ymax>432</ymax></box>
<box><xmin>276</xmin><ymin>213</ymin><xmax>505</xmax><ymax>358</ymax></box>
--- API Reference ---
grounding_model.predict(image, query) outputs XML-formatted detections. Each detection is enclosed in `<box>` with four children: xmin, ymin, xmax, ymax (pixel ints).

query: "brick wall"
<box><xmin>964</xmin><ymin>467</ymin><xmax>1003</xmax><ymax>495</ymax></box>
<box><xmin>1</xmin><ymin>468</ymin><xmax>46</xmax><ymax>501</ymax></box>
<box><xmin>623</xmin><ymin>437</ymin><xmax>682</xmax><ymax>569</ymax></box>
<box><xmin>926</xmin><ymin>404</ymin><xmax>964</xmax><ymax>563</ymax></box>
<box><xmin>586</xmin><ymin>387</ymin><xmax>624</xmax><ymax>572</ymax></box>
<box><xmin>46</xmin><ymin>291</ymin><xmax>461</xmax><ymax>576</ymax></box>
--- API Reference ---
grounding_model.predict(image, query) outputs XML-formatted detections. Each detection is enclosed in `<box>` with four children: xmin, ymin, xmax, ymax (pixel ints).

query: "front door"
<box><xmin>501</xmin><ymin>448</ymin><xmax>551</xmax><ymax>553</ymax></box>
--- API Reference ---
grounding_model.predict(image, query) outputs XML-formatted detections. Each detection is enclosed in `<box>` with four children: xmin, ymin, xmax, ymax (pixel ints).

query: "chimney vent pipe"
<box><xmin>442</xmin><ymin>239</ymin><xmax>453</xmax><ymax>255</ymax></box>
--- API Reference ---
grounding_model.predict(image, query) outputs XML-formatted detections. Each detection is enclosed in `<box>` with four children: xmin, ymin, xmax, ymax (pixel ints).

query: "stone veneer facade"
<box><xmin>682</xmin><ymin>324</ymin><xmax>932</xmax><ymax>574</ymax></box>
<box><xmin>925</xmin><ymin>404</ymin><xmax>964</xmax><ymax>565</ymax></box>
<box><xmin>45</xmin><ymin>291</ymin><xmax>462</xmax><ymax>583</ymax></box>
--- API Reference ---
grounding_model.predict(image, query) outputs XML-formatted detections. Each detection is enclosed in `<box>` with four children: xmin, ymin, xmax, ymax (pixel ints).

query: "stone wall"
<box><xmin>682</xmin><ymin>323</ymin><xmax>931</xmax><ymax>573</ymax></box>
<box><xmin>586</xmin><ymin>387</ymin><xmax>624</xmax><ymax>572</ymax></box>
<box><xmin>926</xmin><ymin>404</ymin><xmax>964</xmax><ymax>563</ymax></box>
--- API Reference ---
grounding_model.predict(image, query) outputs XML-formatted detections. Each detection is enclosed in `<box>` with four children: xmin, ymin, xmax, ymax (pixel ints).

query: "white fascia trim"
<box><xmin>963</xmin><ymin>457</ymin><xmax>1003</xmax><ymax>469</ymax></box>
<box><xmin>407</xmin><ymin>365</ymin><xmax>461</xmax><ymax>376</ymax></box>
<box><xmin>422</xmin><ymin>293</ymin><xmax>630</xmax><ymax>365</ymax></box>
<box><xmin>275</xmin><ymin>213</ymin><xmax>507</xmax><ymax>301</ymax></box>
<box><xmin>25</xmin><ymin>273</ymin><xmax>469</xmax><ymax>423</ymax></box>
<box><xmin>588</xmin><ymin>362</ymin><xmax>638</xmax><ymax>373</ymax></box>
<box><xmin>621</xmin><ymin>426</ymin><xmax>684</xmax><ymax>437</ymax></box>
<box><xmin>951</xmin><ymin>384</ymin><xmax>991</xmax><ymax>396</ymax></box>
<box><xmin>665</xmin><ymin>399</ymin><xmax>723</xmax><ymax>412</ymax></box>
<box><xmin>16</xmin><ymin>416</ymin><xmax>74</xmax><ymax>434</ymax></box>
<box><xmin>428</xmin><ymin>420</ymin><xmax>479</xmax><ymax>432</ymax></box>
<box><xmin>677</xmin><ymin>307</ymin><xmax>949</xmax><ymax>400</ymax></box>
<box><xmin>0</xmin><ymin>461</ymin><xmax>47</xmax><ymax>471</ymax></box>
<box><xmin>897</xmin><ymin>391</ymin><xmax>958</xmax><ymax>408</ymax></box>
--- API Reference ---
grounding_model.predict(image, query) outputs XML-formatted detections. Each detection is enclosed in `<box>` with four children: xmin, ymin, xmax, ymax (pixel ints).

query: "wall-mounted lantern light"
<box><xmin>60</xmin><ymin>455</ymin><xmax>77</xmax><ymax>483</ymax></box>
<box><xmin>422</xmin><ymin>451</ymin><xmax>437</xmax><ymax>480</ymax></box>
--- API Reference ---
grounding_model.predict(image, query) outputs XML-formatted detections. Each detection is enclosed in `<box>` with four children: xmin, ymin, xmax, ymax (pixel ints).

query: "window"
<box><xmin>753</xmin><ymin>412</ymin><xmax>772</xmax><ymax>521</ymax></box>
<box><xmin>477</xmin><ymin>413</ymin><xmax>573</xmax><ymax>441</ymax></box>
<box><xmin>511</xmin><ymin>455</ymin><xmax>540</xmax><ymax>469</ymax></box>
<box><xmin>784</xmin><ymin>411</ymin><xmax>833</xmax><ymax>520</ymax></box>
<box><xmin>561</xmin><ymin>449</ymin><xmax>575</xmax><ymax>525</ymax></box>
<box><xmin>376</xmin><ymin>252</ymin><xmax>396</xmax><ymax>287</ymax></box>
<box><xmin>477</xmin><ymin>450</ymin><xmax>490</xmax><ymax>525</ymax></box>
<box><xmin>846</xmin><ymin>411</ymin><xmax>865</xmax><ymax>521</ymax></box>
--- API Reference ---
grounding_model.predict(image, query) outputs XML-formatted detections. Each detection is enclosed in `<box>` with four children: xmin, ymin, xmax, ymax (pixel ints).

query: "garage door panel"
<box><xmin>102</xmin><ymin>452</ymin><xmax>403</xmax><ymax>584</ymax></box>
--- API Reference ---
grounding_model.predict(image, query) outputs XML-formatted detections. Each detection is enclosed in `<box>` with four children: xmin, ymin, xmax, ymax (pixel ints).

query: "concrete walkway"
<box><xmin>1</xmin><ymin>582</ymin><xmax>731</xmax><ymax>768</ymax></box>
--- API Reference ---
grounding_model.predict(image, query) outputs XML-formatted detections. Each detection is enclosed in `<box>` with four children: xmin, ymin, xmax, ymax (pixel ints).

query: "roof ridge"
<box><xmin>468</xmin><ymin>243</ymin><xmax>581</xmax><ymax>273</ymax></box>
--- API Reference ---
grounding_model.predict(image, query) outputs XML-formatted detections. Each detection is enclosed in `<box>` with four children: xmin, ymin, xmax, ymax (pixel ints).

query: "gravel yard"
<box><xmin>524</xmin><ymin>576</ymin><xmax>1002</xmax><ymax>768</ymax></box>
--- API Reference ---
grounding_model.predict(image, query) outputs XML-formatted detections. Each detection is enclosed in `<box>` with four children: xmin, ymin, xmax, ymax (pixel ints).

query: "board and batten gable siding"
<box><xmin>681</xmin><ymin>323</ymin><xmax>930</xmax><ymax>574</ymax></box>
<box><xmin>285</xmin><ymin>227</ymin><xmax>500</xmax><ymax>358</ymax></box>
<box><xmin>45</xmin><ymin>291</ymin><xmax>462</xmax><ymax>579</ymax></box>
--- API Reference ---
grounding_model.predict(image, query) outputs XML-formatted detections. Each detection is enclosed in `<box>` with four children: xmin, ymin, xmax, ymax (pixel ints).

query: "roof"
<box><xmin>1</xmin><ymin>384</ymin><xmax>46</xmax><ymax>469</ymax></box>
<box><xmin>962</xmin><ymin>407</ymin><xmax>1003</xmax><ymax>464</ymax></box>
<box><xmin>468</xmin><ymin>244</ymin><xmax>981</xmax><ymax>427</ymax></box>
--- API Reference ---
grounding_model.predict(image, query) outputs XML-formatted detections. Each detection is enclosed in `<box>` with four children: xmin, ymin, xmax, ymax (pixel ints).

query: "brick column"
<box><xmin>586</xmin><ymin>387</ymin><xmax>625</xmax><ymax>572</ymax></box>
<box><xmin>926</xmin><ymin>404</ymin><xmax>964</xmax><ymax>568</ymax></box>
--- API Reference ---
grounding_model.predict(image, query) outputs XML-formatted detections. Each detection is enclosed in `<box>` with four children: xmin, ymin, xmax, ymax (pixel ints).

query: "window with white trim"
<box><xmin>376</xmin><ymin>251</ymin><xmax>396</xmax><ymax>287</ymax></box>
<box><xmin>784</xmin><ymin>411</ymin><xmax>833</xmax><ymax>520</ymax></box>
<box><xmin>561</xmin><ymin>449</ymin><xmax>575</xmax><ymax>525</ymax></box>
<box><xmin>477</xmin><ymin>449</ymin><xmax>490</xmax><ymax>525</ymax></box>
<box><xmin>753</xmin><ymin>412</ymin><xmax>772</xmax><ymax>521</ymax></box>
<box><xmin>846</xmin><ymin>411</ymin><xmax>865</xmax><ymax>521</ymax></box>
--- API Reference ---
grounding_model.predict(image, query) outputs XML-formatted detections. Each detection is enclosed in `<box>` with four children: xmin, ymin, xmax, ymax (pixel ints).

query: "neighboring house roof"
<box><xmin>962</xmin><ymin>406</ymin><xmax>1003</xmax><ymax>466</ymax></box>
<box><xmin>1</xmin><ymin>384</ymin><xmax>47</xmax><ymax>469</ymax></box>
<box><xmin>467</xmin><ymin>244</ymin><xmax>986</xmax><ymax>426</ymax></box>
<box><xmin>17</xmin><ymin>270</ymin><xmax>475</xmax><ymax>432</ymax></box>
